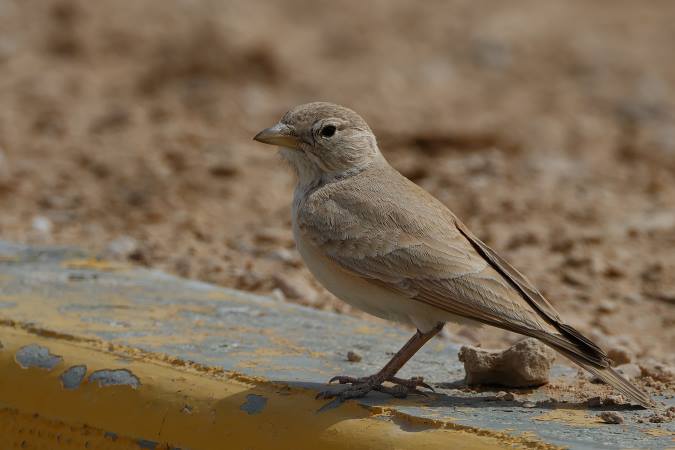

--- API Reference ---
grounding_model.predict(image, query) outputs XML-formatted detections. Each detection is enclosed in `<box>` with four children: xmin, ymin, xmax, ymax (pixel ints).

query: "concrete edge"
<box><xmin>0</xmin><ymin>321</ymin><xmax>561</xmax><ymax>450</ymax></box>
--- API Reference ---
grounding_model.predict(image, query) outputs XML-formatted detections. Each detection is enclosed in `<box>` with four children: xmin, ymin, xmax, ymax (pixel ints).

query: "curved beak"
<box><xmin>253</xmin><ymin>122</ymin><xmax>300</xmax><ymax>149</ymax></box>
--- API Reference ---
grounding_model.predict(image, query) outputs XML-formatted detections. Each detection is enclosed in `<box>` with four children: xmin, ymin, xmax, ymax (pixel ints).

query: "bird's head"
<box><xmin>254</xmin><ymin>102</ymin><xmax>382</xmax><ymax>183</ymax></box>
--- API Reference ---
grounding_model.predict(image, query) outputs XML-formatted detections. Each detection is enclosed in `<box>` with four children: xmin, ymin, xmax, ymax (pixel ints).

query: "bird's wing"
<box><xmin>298</xmin><ymin>167</ymin><xmax>606</xmax><ymax>366</ymax></box>
<box><xmin>451</xmin><ymin>219</ymin><xmax>606</xmax><ymax>359</ymax></box>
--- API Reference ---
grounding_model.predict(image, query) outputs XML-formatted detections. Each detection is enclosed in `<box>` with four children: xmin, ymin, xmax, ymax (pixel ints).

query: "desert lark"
<box><xmin>254</xmin><ymin>102</ymin><xmax>652</xmax><ymax>407</ymax></box>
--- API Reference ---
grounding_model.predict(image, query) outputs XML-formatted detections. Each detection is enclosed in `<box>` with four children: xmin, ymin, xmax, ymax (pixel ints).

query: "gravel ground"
<box><xmin>0</xmin><ymin>0</ymin><xmax>673</xmax><ymax>398</ymax></box>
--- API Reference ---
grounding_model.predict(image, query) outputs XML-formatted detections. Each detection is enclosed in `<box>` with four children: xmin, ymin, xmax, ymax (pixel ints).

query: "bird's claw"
<box><xmin>318</xmin><ymin>374</ymin><xmax>434</xmax><ymax>401</ymax></box>
<box><xmin>389</xmin><ymin>375</ymin><xmax>435</xmax><ymax>393</ymax></box>
<box><xmin>329</xmin><ymin>375</ymin><xmax>365</xmax><ymax>385</ymax></box>
<box><xmin>316</xmin><ymin>381</ymin><xmax>378</xmax><ymax>401</ymax></box>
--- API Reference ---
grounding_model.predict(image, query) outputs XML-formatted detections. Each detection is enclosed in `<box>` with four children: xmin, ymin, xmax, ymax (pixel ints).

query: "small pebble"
<box><xmin>346</xmin><ymin>351</ymin><xmax>362</xmax><ymax>363</ymax></box>
<box><xmin>603</xmin><ymin>394</ymin><xmax>626</xmax><ymax>406</ymax></box>
<box><xmin>597</xmin><ymin>300</ymin><xmax>618</xmax><ymax>314</ymax></box>
<box><xmin>173</xmin><ymin>257</ymin><xmax>192</xmax><ymax>278</ymax></box>
<box><xmin>266</xmin><ymin>248</ymin><xmax>302</xmax><ymax>267</ymax></box>
<box><xmin>640</xmin><ymin>361</ymin><xmax>674</xmax><ymax>382</ymax></box>
<box><xmin>32</xmin><ymin>216</ymin><xmax>53</xmax><ymax>234</ymax></box>
<box><xmin>522</xmin><ymin>401</ymin><xmax>536</xmax><ymax>408</ymax></box>
<box><xmin>269</xmin><ymin>288</ymin><xmax>286</xmax><ymax>302</ymax></box>
<box><xmin>622</xmin><ymin>293</ymin><xmax>642</xmax><ymax>304</ymax></box>
<box><xmin>272</xmin><ymin>272</ymin><xmax>319</xmax><ymax>304</ymax></box>
<box><xmin>607</xmin><ymin>346</ymin><xmax>633</xmax><ymax>365</ymax></box>
<box><xmin>494</xmin><ymin>391</ymin><xmax>516</xmax><ymax>401</ymax></box>
<box><xmin>615</xmin><ymin>363</ymin><xmax>641</xmax><ymax>381</ymax></box>
<box><xmin>587</xmin><ymin>396</ymin><xmax>602</xmax><ymax>407</ymax></box>
<box><xmin>647</xmin><ymin>414</ymin><xmax>665</xmax><ymax>423</ymax></box>
<box><xmin>103</xmin><ymin>235</ymin><xmax>138</xmax><ymax>259</ymax></box>
<box><xmin>598</xmin><ymin>411</ymin><xmax>624</xmax><ymax>424</ymax></box>
<box><xmin>347</xmin><ymin>351</ymin><xmax>361</xmax><ymax>362</ymax></box>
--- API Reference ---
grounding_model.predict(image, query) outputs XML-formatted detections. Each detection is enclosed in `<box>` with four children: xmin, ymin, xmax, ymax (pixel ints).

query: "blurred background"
<box><xmin>0</xmin><ymin>0</ymin><xmax>673</xmax><ymax>371</ymax></box>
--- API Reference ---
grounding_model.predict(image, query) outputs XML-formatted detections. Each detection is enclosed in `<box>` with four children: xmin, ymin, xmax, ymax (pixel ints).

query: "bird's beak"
<box><xmin>253</xmin><ymin>122</ymin><xmax>300</xmax><ymax>149</ymax></box>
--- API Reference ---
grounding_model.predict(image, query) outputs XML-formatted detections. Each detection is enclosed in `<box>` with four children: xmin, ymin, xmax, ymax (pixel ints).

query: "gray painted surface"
<box><xmin>60</xmin><ymin>365</ymin><xmax>88</xmax><ymax>389</ymax></box>
<box><xmin>89</xmin><ymin>369</ymin><xmax>141</xmax><ymax>389</ymax></box>
<box><xmin>240</xmin><ymin>394</ymin><xmax>268</xmax><ymax>415</ymax></box>
<box><xmin>0</xmin><ymin>240</ymin><xmax>673</xmax><ymax>449</ymax></box>
<box><xmin>15</xmin><ymin>344</ymin><xmax>63</xmax><ymax>370</ymax></box>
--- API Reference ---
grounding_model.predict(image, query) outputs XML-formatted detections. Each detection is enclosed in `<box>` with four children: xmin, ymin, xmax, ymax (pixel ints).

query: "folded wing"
<box><xmin>298</xmin><ymin>167</ymin><xmax>651</xmax><ymax>406</ymax></box>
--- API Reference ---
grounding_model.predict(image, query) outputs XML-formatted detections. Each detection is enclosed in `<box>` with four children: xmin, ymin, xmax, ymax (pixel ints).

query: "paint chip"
<box><xmin>136</xmin><ymin>439</ymin><xmax>158</xmax><ymax>449</ymax></box>
<box><xmin>15</xmin><ymin>344</ymin><xmax>63</xmax><ymax>370</ymax></box>
<box><xmin>104</xmin><ymin>432</ymin><xmax>118</xmax><ymax>441</ymax></box>
<box><xmin>60</xmin><ymin>365</ymin><xmax>87</xmax><ymax>389</ymax></box>
<box><xmin>88</xmin><ymin>369</ymin><xmax>140</xmax><ymax>389</ymax></box>
<box><xmin>240</xmin><ymin>394</ymin><xmax>267</xmax><ymax>415</ymax></box>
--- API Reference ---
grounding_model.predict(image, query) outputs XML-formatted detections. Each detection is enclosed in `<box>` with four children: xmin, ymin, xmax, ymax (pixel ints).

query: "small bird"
<box><xmin>253</xmin><ymin>102</ymin><xmax>652</xmax><ymax>407</ymax></box>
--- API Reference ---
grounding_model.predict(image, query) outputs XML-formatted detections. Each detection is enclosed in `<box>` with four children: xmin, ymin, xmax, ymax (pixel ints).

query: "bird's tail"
<box><xmin>542</xmin><ymin>338</ymin><xmax>653</xmax><ymax>408</ymax></box>
<box><xmin>455</xmin><ymin>309</ymin><xmax>654</xmax><ymax>407</ymax></box>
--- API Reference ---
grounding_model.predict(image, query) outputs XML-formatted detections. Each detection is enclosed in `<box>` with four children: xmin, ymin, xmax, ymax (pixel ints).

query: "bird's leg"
<box><xmin>317</xmin><ymin>323</ymin><xmax>444</xmax><ymax>401</ymax></box>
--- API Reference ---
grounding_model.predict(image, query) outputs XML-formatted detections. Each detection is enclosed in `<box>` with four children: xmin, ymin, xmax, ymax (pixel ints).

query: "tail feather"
<box><xmin>455</xmin><ymin>309</ymin><xmax>654</xmax><ymax>407</ymax></box>
<box><xmin>583</xmin><ymin>364</ymin><xmax>653</xmax><ymax>408</ymax></box>
<box><xmin>533</xmin><ymin>329</ymin><xmax>609</xmax><ymax>368</ymax></box>
<box><xmin>545</xmin><ymin>341</ymin><xmax>653</xmax><ymax>408</ymax></box>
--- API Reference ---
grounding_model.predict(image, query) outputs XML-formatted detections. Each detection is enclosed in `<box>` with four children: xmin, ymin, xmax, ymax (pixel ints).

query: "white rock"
<box><xmin>272</xmin><ymin>272</ymin><xmax>319</xmax><ymax>305</ymax></box>
<box><xmin>615</xmin><ymin>363</ymin><xmax>641</xmax><ymax>381</ymax></box>
<box><xmin>103</xmin><ymin>236</ymin><xmax>138</xmax><ymax>259</ymax></box>
<box><xmin>31</xmin><ymin>216</ymin><xmax>53</xmax><ymax>235</ymax></box>
<box><xmin>598</xmin><ymin>411</ymin><xmax>624</xmax><ymax>424</ymax></box>
<box><xmin>597</xmin><ymin>300</ymin><xmax>618</xmax><ymax>314</ymax></box>
<box><xmin>270</xmin><ymin>288</ymin><xmax>286</xmax><ymax>302</ymax></box>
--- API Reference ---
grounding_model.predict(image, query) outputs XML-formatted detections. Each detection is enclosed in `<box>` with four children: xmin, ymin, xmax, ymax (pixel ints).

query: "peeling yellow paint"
<box><xmin>206</xmin><ymin>290</ymin><xmax>242</xmax><ymax>301</ymax></box>
<box><xmin>368</xmin><ymin>405</ymin><xmax>559</xmax><ymax>449</ymax></box>
<box><xmin>252</xmin><ymin>347</ymin><xmax>293</xmax><ymax>357</ymax></box>
<box><xmin>0</xmin><ymin>408</ymin><xmax>143</xmax><ymax>450</ymax></box>
<box><xmin>0</xmin><ymin>323</ymin><xmax>557</xmax><ymax>450</ymax></box>
<box><xmin>62</xmin><ymin>258</ymin><xmax>129</xmax><ymax>271</ymax></box>
<box><xmin>267</xmin><ymin>333</ymin><xmax>322</xmax><ymax>357</ymax></box>
<box><xmin>235</xmin><ymin>360</ymin><xmax>260</xmax><ymax>369</ymax></box>
<box><xmin>642</xmin><ymin>427</ymin><xmax>675</xmax><ymax>437</ymax></box>
<box><xmin>353</xmin><ymin>325</ymin><xmax>378</xmax><ymax>335</ymax></box>
<box><xmin>519</xmin><ymin>430</ymin><xmax>537</xmax><ymax>438</ymax></box>
<box><xmin>534</xmin><ymin>409</ymin><xmax>600</xmax><ymax>427</ymax></box>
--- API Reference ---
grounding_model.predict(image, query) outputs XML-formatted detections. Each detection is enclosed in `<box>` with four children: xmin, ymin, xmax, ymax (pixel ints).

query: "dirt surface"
<box><xmin>0</xmin><ymin>0</ymin><xmax>673</xmax><ymax>397</ymax></box>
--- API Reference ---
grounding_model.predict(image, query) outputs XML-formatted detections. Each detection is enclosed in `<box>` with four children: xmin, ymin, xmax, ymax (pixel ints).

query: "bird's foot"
<box><xmin>316</xmin><ymin>374</ymin><xmax>434</xmax><ymax>401</ymax></box>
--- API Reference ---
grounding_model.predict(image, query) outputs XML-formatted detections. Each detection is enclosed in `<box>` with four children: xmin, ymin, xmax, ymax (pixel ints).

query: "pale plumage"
<box><xmin>254</xmin><ymin>102</ymin><xmax>652</xmax><ymax>407</ymax></box>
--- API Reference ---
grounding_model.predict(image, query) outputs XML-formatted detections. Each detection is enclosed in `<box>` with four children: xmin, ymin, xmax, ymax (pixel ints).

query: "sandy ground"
<box><xmin>0</xmin><ymin>0</ymin><xmax>673</xmax><ymax>398</ymax></box>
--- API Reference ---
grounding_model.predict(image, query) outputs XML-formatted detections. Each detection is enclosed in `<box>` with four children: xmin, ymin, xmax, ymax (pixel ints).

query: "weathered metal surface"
<box><xmin>0</xmin><ymin>240</ymin><xmax>672</xmax><ymax>449</ymax></box>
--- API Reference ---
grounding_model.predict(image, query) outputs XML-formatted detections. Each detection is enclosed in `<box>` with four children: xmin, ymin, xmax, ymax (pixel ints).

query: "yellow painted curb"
<box><xmin>0</xmin><ymin>325</ymin><xmax>551</xmax><ymax>450</ymax></box>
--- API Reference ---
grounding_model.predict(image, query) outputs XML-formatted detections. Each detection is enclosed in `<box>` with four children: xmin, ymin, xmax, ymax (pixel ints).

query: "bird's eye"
<box><xmin>320</xmin><ymin>124</ymin><xmax>336</xmax><ymax>138</ymax></box>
